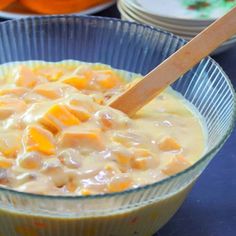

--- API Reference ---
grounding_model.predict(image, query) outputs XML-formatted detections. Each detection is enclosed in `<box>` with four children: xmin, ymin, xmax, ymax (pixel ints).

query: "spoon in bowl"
<box><xmin>109</xmin><ymin>7</ymin><xmax>236</xmax><ymax>116</ymax></box>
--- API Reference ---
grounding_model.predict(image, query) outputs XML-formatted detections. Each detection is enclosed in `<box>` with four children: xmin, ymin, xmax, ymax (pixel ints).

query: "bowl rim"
<box><xmin>0</xmin><ymin>15</ymin><xmax>235</xmax><ymax>201</ymax></box>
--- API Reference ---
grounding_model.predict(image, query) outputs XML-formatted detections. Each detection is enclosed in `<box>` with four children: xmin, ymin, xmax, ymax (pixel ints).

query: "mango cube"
<box><xmin>62</xmin><ymin>75</ymin><xmax>88</xmax><ymax>90</ymax></box>
<box><xmin>108</xmin><ymin>176</ymin><xmax>132</xmax><ymax>192</ymax></box>
<box><xmin>130</xmin><ymin>156</ymin><xmax>150</xmax><ymax>170</ymax></box>
<box><xmin>0</xmin><ymin>156</ymin><xmax>13</xmax><ymax>169</ymax></box>
<box><xmin>15</xmin><ymin>66</ymin><xmax>38</xmax><ymax>88</ymax></box>
<box><xmin>59</xmin><ymin>129</ymin><xmax>104</xmax><ymax>151</ymax></box>
<box><xmin>95</xmin><ymin>70</ymin><xmax>121</xmax><ymax>89</ymax></box>
<box><xmin>114</xmin><ymin>150</ymin><xmax>133</xmax><ymax>166</ymax></box>
<box><xmin>40</xmin><ymin>104</ymin><xmax>80</xmax><ymax>133</ymax></box>
<box><xmin>24</xmin><ymin>125</ymin><xmax>55</xmax><ymax>155</ymax></box>
<box><xmin>67</xmin><ymin>106</ymin><xmax>91</xmax><ymax>122</ymax></box>
<box><xmin>161</xmin><ymin>155</ymin><xmax>191</xmax><ymax>176</ymax></box>
<box><xmin>159</xmin><ymin>137</ymin><xmax>181</xmax><ymax>151</ymax></box>
<box><xmin>34</xmin><ymin>83</ymin><xmax>62</xmax><ymax>99</ymax></box>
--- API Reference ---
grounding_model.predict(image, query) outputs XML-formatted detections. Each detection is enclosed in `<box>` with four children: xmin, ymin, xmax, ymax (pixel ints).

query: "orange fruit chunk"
<box><xmin>0</xmin><ymin>156</ymin><xmax>13</xmax><ymax>168</ymax></box>
<box><xmin>24</xmin><ymin>125</ymin><xmax>55</xmax><ymax>155</ymax></box>
<box><xmin>130</xmin><ymin>156</ymin><xmax>151</xmax><ymax>170</ymax></box>
<box><xmin>14</xmin><ymin>65</ymin><xmax>38</xmax><ymax>88</ymax></box>
<box><xmin>95</xmin><ymin>70</ymin><xmax>121</xmax><ymax>89</ymax></box>
<box><xmin>59</xmin><ymin>129</ymin><xmax>104</xmax><ymax>151</ymax></box>
<box><xmin>159</xmin><ymin>137</ymin><xmax>181</xmax><ymax>151</ymax></box>
<box><xmin>40</xmin><ymin>104</ymin><xmax>80</xmax><ymax>133</ymax></box>
<box><xmin>62</xmin><ymin>75</ymin><xmax>88</xmax><ymax>90</ymax></box>
<box><xmin>130</xmin><ymin>149</ymin><xmax>158</xmax><ymax>170</ymax></box>
<box><xmin>108</xmin><ymin>176</ymin><xmax>132</xmax><ymax>192</ymax></box>
<box><xmin>67</xmin><ymin>106</ymin><xmax>91</xmax><ymax>122</ymax></box>
<box><xmin>161</xmin><ymin>155</ymin><xmax>191</xmax><ymax>176</ymax></box>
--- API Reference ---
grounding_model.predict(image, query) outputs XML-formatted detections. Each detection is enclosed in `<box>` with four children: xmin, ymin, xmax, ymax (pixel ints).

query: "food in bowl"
<box><xmin>0</xmin><ymin>60</ymin><xmax>205</xmax><ymax>196</ymax></box>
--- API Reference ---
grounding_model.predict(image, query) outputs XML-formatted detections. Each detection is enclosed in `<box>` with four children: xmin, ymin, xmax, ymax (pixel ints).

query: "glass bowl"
<box><xmin>0</xmin><ymin>16</ymin><xmax>235</xmax><ymax>236</ymax></box>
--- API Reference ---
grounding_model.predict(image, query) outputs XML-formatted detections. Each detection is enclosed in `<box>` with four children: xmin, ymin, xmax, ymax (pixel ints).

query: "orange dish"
<box><xmin>0</xmin><ymin>0</ymin><xmax>112</xmax><ymax>14</ymax></box>
<box><xmin>19</xmin><ymin>0</ymin><xmax>112</xmax><ymax>14</ymax></box>
<box><xmin>0</xmin><ymin>0</ymin><xmax>15</xmax><ymax>9</ymax></box>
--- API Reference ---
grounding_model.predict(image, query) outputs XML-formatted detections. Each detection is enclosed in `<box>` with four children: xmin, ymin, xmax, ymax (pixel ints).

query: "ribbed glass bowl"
<box><xmin>0</xmin><ymin>16</ymin><xmax>235</xmax><ymax>236</ymax></box>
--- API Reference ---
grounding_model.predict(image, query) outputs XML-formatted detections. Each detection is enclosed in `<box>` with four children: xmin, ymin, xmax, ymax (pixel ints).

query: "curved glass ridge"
<box><xmin>0</xmin><ymin>16</ymin><xmax>235</xmax><ymax>217</ymax></box>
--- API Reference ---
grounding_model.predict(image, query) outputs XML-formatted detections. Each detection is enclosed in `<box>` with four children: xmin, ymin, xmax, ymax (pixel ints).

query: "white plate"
<box><xmin>122</xmin><ymin>0</ymin><xmax>211</xmax><ymax>27</ymax></box>
<box><xmin>0</xmin><ymin>1</ymin><xmax>116</xmax><ymax>19</ymax></box>
<box><xmin>126</xmin><ymin>0</ymin><xmax>236</xmax><ymax>21</ymax></box>
<box><xmin>121</xmin><ymin>1</ymin><xmax>205</xmax><ymax>35</ymax></box>
<box><xmin>121</xmin><ymin>0</ymin><xmax>208</xmax><ymax>32</ymax></box>
<box><xmin>119</xmin><ymin>2</ymin><xmax>236</xmax><ymax>55</ymax></box>
<box><xmin>119</xmin><ymin>1</ymin><xmax>200</xmax><ymax>37</ymax></box>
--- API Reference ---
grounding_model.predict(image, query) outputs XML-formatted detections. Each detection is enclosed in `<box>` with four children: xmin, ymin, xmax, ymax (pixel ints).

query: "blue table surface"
<box><xmin>96</xmin><ymin>5</ymin><xmax>236</xmax><ymax>236</ymax></box>
<box><xmin>0</xmin><ymin>4</ymin><xmax>235</xmax><ymax>236</ymax></box>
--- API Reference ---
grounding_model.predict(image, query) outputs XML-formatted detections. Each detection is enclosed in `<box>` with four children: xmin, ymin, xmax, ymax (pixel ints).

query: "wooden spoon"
<box><xmin>109</xmin><ymin>7</ymin><xmax>236</xmax><ymax>116</ymax></box>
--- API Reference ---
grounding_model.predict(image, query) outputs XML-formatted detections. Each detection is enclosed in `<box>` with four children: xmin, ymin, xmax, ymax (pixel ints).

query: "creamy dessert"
<box><xmin>0</xmin><ymin>61</ymin><xmax>205</xmax><ymax>196</ymax></box>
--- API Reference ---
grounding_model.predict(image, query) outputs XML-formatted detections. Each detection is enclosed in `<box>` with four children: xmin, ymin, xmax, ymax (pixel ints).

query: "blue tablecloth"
<box><xmin>97</xmin><ymin>5</ymin><xmax>236</xmax><ymax>236</ymax></box>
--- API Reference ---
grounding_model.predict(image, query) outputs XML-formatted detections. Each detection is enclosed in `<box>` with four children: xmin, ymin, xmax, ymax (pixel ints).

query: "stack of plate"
<box><xmin>118</xmin><ymin>0</ymin><xmax>236</xmax><ymax>54</ymax></box>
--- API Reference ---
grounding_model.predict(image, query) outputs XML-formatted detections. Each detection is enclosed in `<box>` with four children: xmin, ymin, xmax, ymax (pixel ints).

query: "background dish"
<box><xmin>129</xmin><ymin>0</ymin><xmax>236</xmax><ymax>21</ymax></box>
<box><xmin>0</xmin><ymin>1</ymin><xmax>116</xmax><ymax>19</ymax></box>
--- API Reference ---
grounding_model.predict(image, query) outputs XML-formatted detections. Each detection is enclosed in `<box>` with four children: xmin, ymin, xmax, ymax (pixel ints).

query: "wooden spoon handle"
<box><xmin>109</xmin><ymin>7</ymin><xmax>236</xmax><ymax>116</ymax></box>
